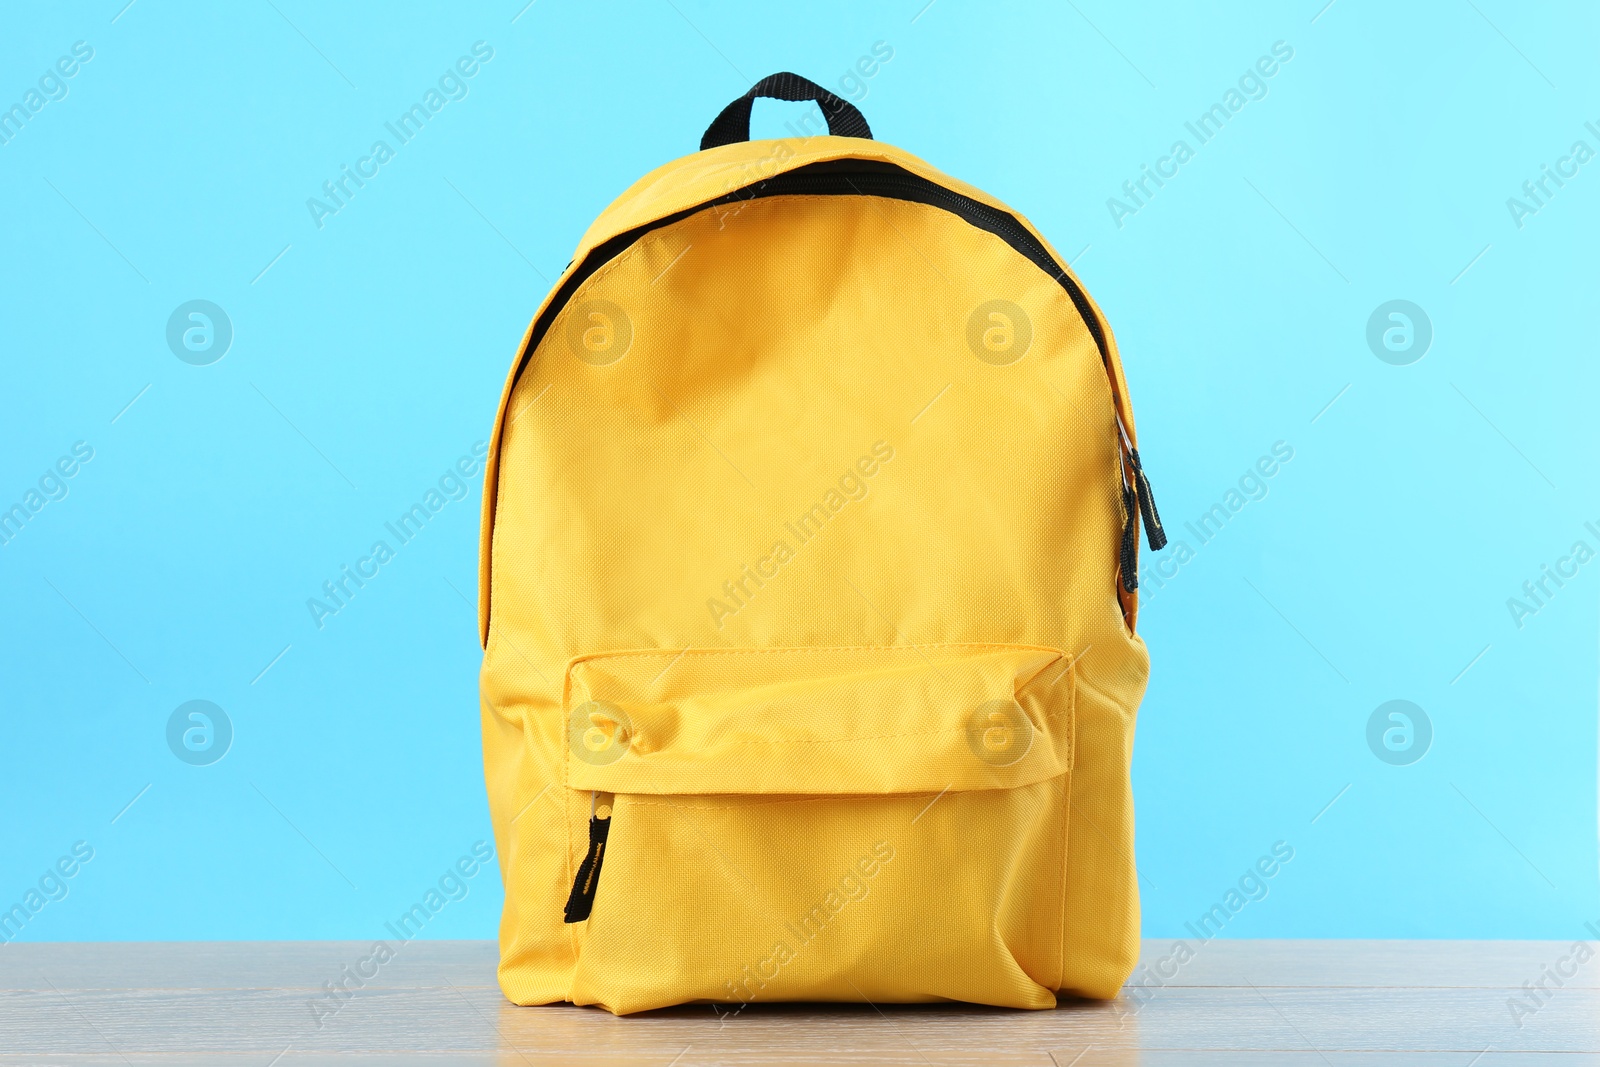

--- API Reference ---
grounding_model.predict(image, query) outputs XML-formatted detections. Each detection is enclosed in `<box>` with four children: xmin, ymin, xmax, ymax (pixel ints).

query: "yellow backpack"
<box><xmin>476</xmin><ymin>74</ymin><xmax>1165</xmax><ymax>1015</ymax></box>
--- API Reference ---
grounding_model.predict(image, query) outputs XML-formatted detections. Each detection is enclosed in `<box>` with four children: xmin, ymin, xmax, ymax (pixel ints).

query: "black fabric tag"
<box><xmin>562</xmin><ymin>814</ymin><xmax>611</xmax><ymax>923</ymax></box>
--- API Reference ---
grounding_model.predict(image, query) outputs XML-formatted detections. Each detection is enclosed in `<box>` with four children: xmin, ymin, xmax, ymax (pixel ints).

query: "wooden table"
<box><xmin>1</xmin><ymin>940</ymin><xmax>1594</xmax><ymax>1064</ymax></box>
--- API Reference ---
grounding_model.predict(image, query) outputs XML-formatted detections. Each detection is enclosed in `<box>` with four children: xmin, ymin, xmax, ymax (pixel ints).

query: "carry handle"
<box><xmin>700</xmin><ymin>72</ymin><xmax>872</xmax><ymax>151</ymax></box>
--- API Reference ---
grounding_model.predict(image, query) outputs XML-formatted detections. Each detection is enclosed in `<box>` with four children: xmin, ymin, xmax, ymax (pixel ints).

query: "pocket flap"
<box><xmin>563</xmin><ymin>644</ymin><xmax>1072</xmax><ymax>795</ymax></box>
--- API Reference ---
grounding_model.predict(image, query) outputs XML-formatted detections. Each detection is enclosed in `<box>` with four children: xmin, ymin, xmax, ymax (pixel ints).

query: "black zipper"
<box><xmin>510</xmin><ymin>160</ymin><xmax>1119</xmax><ymax>396</ymax></box>
<box><xmin>500</xmin><ymin>159</ymin><xmax>1163</xmax><ymax>589</ymax></box>
<box><xmin>744</xmin><ymin>166</ymin><xmax>1117</xmax><ymax>365</ymax></box>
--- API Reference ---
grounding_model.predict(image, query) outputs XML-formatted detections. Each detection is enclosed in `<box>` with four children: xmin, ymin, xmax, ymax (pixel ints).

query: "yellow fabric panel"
<box><xmin>572</xmin><ymin>781</ymin><xmax>1069</xmax><ymax>1013</ymax></box>
<box><xmin>565</xmin><ymin>644</ymin><xmax>1071</xmax><ymax>795</ymax></box>
<box><xmin>476</xmin><ymin>137</ymin><xmax>1144</xmax><ymax>645</ymax></box>
<box><xmin>479</xmin><ymin>144</ymin><xmax>1149</xmax><ymax>1013</ymax></box>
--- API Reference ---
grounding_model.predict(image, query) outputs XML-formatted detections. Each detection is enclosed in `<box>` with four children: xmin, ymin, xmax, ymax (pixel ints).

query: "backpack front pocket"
<box><xmin>558</xmin><ymin>643</ymin><xmax>1075</xmax><ymax>1014</ymax></box>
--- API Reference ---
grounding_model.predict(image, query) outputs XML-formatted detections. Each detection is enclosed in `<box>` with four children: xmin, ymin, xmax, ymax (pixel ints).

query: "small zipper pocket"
<box><xmin>558</xmin><ymin>643</ymin><xmax>1076</xmax><ymax>1013</ymax></box>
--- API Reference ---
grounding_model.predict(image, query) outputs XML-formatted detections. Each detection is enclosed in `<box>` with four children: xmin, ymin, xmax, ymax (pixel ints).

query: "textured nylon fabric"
<box><xmin>478</xmin><ymin>141</ymin><xmax>1151</xmax><ymax>1014</ymax></box>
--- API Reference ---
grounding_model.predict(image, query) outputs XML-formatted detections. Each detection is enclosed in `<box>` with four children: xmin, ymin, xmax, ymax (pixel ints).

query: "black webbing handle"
<box><xmin>700</xmin><ymin>72</ymin><xmax>872</xmax><ymax>151</ymax></box>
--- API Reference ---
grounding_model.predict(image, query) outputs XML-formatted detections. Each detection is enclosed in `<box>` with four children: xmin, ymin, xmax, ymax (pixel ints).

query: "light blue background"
<box><xmin>2</xmin><ymin>0</ymin><xmax>1595</xmax><ymax>946</ymax></box>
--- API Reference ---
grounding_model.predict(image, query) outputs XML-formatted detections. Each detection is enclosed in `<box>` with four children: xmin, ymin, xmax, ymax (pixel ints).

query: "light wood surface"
<box><xmin>2</xmin><ymin>940</ymin><xmax>1596</xmax><ymax>1064</ymax></box>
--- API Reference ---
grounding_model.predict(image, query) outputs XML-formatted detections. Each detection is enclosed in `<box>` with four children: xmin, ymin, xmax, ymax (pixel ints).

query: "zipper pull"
<box><xmin>1114</xmin><ymin>415</ymin><xmax>1167</xmax><ymax>554</ymax></box>
<box><xmin>1120</xmin><ymin>482</ymin><xmax>1139</xmax><ymax>593</ymax></box>
<box><xmin>563</xmin><ymin>793</ymin><xmax>611</xmax><ymax>924</ymax></box>
<box><xmin>1127</xmin><ymin>448</ymin><xmax>1167</xmax><ymax>551</ymax></box>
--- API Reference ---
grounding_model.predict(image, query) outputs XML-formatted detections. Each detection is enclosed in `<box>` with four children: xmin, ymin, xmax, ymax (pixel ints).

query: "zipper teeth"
<box><xmin>509</xmin><ymin>164</ymin><xmax>1110</xmax><ymax>398</ymax></box>
<box><xmin>770</xmin><ymin>175</ymin><xmax>1033</xmax><ymax>244</ymax></box>
<box><xmin>717</xmin><ymin>170</ymin><xmax>1114</xmax><ymax>380</ymax></box>
<box><xmin>759</xmin><ymin>171</ymin><xmax>1125</xmax><ymax>446</ymax></box>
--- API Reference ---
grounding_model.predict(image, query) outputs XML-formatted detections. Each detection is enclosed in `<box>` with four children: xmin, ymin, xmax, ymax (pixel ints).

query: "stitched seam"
<box><xmin>622</xmin><ymin>780</ymin><xmax>1061</xmax><ymax>814</ymax></box>
<box><xmin>569</xmin><ymin>642</ymin><xmax>1063</xmax><ymax>672</ymax></box>
<box><xmin>569</xmin><ymin>652</ymin><xmax>1068</xmax><ymax>751</ymax></box>
<box><xmin>1056</xmin><ymin>767</ymin><xmax>1070</xmax><ymax>993</ymax></box>
<box><xmin>577</xmin><ymin>709</ymin><xmax>1069</xmax><ymax>749</ymax></box>
<box><xmin>560</xmin><ymin>659</ymin><xmax>580</xmax><ymax>989</ymax></box>
<box><xmin>565</xmin><ymin>647</ymin><xmax>1066</xmax><ymax>747</ymax></box>
<box><xmin>1056</xmin><ymin>669</ymin><xmax>1075</xmax><ymax>992</ymax></box>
